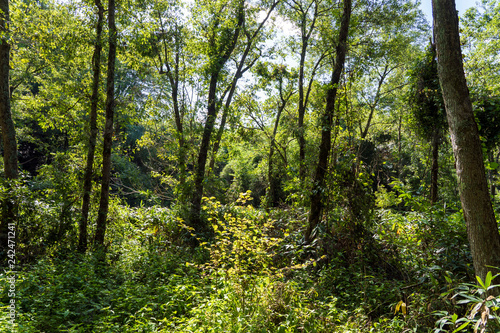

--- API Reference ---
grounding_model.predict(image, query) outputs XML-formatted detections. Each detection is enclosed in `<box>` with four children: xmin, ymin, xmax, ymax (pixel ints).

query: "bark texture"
<box><xmin>0</xmin><ymin>0</ymin><xmax>18</xmax><ymax>263</ymax></box>
<box><xmin>94</xmin><ymin>0</ymin><xmax>117</xmax><ymax>248</ymax></box>
<box><xmin>79</xmin><ymin>0</ymin><xmax>104</xmax><ymax>253</ymax></box>
<box><xmin>430</xmin><ymin>130</ymin><xmax>439</xmax><ymax>204</ymax></box>
<box><xmin>305</xmin><ymin>0</ymin><xmax>351</xmax><ymax>244</ymax></box>
<box><xmin>433</xmin><ymin>0</ymin><xmax>500</xmax><ymax>284</ymax></box>
<box><xmin>297</xmin><ymin>38</ymin><xmax>308</xmax><ymax>182</ymax></box>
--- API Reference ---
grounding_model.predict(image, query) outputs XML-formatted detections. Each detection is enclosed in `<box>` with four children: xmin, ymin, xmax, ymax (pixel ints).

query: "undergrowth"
<box><xmin>0</xmin><ymin>192</ymin><xmax>482</xmax><ymax>332</ymax></box>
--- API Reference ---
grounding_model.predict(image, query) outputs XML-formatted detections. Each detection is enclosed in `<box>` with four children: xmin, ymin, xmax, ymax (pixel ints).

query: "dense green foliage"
<box><xmin>1</xmin><ymin>0</ymin><xmax>500</xmax><ymax>332</ymax></box>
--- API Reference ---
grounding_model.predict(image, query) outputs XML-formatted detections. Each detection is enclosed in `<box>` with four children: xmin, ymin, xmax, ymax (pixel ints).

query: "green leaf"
<box><xmin>457</xmin><ymin>299</ymin><xmax>474</xmax><ymax>304</ymax></box>
<box><xmin>452</xmin><ymin>321</ymin><xmax>470</xmax><ymax>332</ymax></box>
<box><xmin>486</xmin><ymin>161</ymin><xmax>499</xmax><ymax>170</ymax></box>
<box><xmin>485</xmin><ymin>271</ymin><xmax>493</xmax><ymax>288</ymax></box>
<box><xmin>476</xmin><ymin>275</ymin><xmax>486</xmax><ymax>290</ymax></box>
<box><xmin>456</xmin><ymin>294</ymin><xmax>481</xmax><ymax>303</ymax></box>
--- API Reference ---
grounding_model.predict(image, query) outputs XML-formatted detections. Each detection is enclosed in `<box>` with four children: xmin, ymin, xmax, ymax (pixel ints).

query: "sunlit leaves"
<box><xmin>12</xmin><ymin>0</ymin><xmax>97</xmax><ymax>144</ymax></box>
<box><xmin>461</xmin><ymin>0</ymin><xmax>500</xmax><ymax>94</ymax></box>
<box><xmin>199</xmin><ymin>191</ymin><xmax>283</xmax><ymax>276</ymax></box>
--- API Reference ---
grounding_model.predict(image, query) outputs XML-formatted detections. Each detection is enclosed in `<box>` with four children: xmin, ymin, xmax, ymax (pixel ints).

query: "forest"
<box><xmin>1</xmin><ymin>0</ymin><xmax>500</xmax><ymax>331</ymax></box>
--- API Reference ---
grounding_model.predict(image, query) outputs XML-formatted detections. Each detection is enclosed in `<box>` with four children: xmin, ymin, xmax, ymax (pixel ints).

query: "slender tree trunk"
<box><xmin>268</xmin><ymin>142</ymin><xmax>279</xmax><ymax>207</ymax></box>
<box><xmin>0</xmin><ymin>0</ymin><xmax>18</xmax><ymax>263</ymax></box>
<box><xmin>165</xmin><ymin>56</ymin><xmax>187</xmax><ymax>191</ymax></box>
<box><xmin>305</xmin><ymin>0</ymin><xmax>351</xmax><ymax>244</ymax></box>
<box><xmin>190</xmin><ymin>1</ymin><xmax>244</xmax><ymax>238</ymax></box>
<box><xmin>79</xmin><ymin>0</ymin><xmax>104</xmax><ymax>254</ymax></box>
<box><xmin>94</xmin><ymin>0</ymin><xmax>117</xmax><ymax>248</ymax></box>
<box><xmin>268</xmin><ymin>94</ymin><xmax>289</xmax><ymax>208</ymax></box>
<box><xmin>361</xmin><ymin>65</ymin><xmax>389</xmax><ymax>140</ymax></box>
<box><xmin>430</xmin><ymin>130</ymin><xmax>439</xmax><ymax>204</ymax></box>
<box><xmin>433</xmin><ymin>0</ymin><xmax>500</xmax><ymax>285</ymax></box>
<box><xmin>296</xmin><ymin>2</ymin><xmax>319</xmax><ymax>182</ymax></box>
<box><xmin>164</xmin><ymin>42</ymin><xmax>186</xmax><ymax>189</ymax></box>
<box><xmin>0</xmin><ymin>0</ymin><xmax>15</xmax><ymax>180</ymax></box>
<box><xmin>208</xmin><ymin>1</ymin><xmax>279</xmax><ymax>174</ymax></box>
<box><xmin>172</xmin><ymin>84</ymin><xmax>186</xmax><ymax>187</ymax></box>
<box><xmin>397</xmin><ymin>115</ymin><xmax>402</xmax><ymax>178</ymax></box>
<box><xmin>208</xmin><ymin>67</ymin><xmax>241</xmax><ymax>175</ymax></box>
<box><xmin>297</xmin><ymin>39</ymin><xmax>307</xmax><ymax>181</ymax></box>
<box><xmin>190</xmin><ymin>74</ymin><xmax>220</xmax><ymax>235</ymax></box>
<box><xmin>157</xmin><ymin>21</ymin><xmax>187</xmax><ymax>189</ymax></box>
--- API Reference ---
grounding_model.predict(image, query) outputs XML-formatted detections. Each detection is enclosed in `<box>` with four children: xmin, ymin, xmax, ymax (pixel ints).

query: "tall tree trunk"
<box><xmin>0</xmin><ymin>0</ymin><xmax>18</xmax><ymax>263</ymax></box>
<box><xmin>172</xmin><ymin>83</ymin><xmax>187</xmax><ymax>188</ymax></box>
<box><xmin>268</xmin><ymin>92</ymin><xmax>290</xmax><ymax>208</ymax></box>
<box><xmin>433</xmin><ymin>0</ymin><xmax>500</xmax><ymax>285</ymax></box>
<box><xmin>208</xmin><ymin>1</ymin><xmax>279</xmax><ymax>175</ymax></box>
<box><xmin>165</xmin><ymin>49</ymin><xmax>187</xmax><ymax>193</ymax></box>
<box><xmin>430</xmin><ymin>130</ymin><xmax>439</xmax><ymax>204</ymax></box>
<box><xmin>165</xmin><ymin>42</ymin><xmax>186</xmax><ymax>189</ymax></box>
<box><xmin>297</xmin><ymin>40</ymin><xmax>307</xmax><ymax>182</ymax></box>
<box><xmin>296</xmin><ymin>1</ymin><xmax>319</xmax><ymax>182</ymax></box>
<box><xmin>79</xmin><ymin>0</ymin><xmax>104</xmax><ymax>254</ymax></box>
<box><xmin>189</xmin><ymin>1</ymin><xmax>244</xmax><ymax>238</ymax></box>
<box><xmin>94</xmin><ymin>0</ymin><xmax>117</xmax><ymax>248</ymax></box>
<box><xmin>208</xmin><ymin>62</ymin><xmax>243</xmax><ymax>176</ymax></box>
<box><xmin>0</xmin><ymin>0</ymin><xmax>15</xmax><ymax>180</ymax></box>
<box><xmin>360</xmin><ymin>65</ymin><xmax>389</xmax><ymax>140</ymax></box>
<box><xmin>305</xmin><ymin>0</ymin><xmax>351</xmax><ymax>244</ymax></box>
<box><xmin>190</xmin><ymin>74</ymin><xmax>220</xmax><ymax>235</ymax></box>
<box><xmin>397</xmin><ymin>115</ymin><xmax>402</xmax><ymax>179</ymax></box>
<box><xmin>157</xmin><ymin>20</ymin><xmax>187</xmax><ymax>189</ymax></box>
<box><xmin>170</xmin><ymin>77</ymin><xmax>186</xmax><ymax>187</ymax></box>
<box><xmin>268</xmin><ymin>139</ymin><xmax>279</xmax><ymax>208</ymax></box>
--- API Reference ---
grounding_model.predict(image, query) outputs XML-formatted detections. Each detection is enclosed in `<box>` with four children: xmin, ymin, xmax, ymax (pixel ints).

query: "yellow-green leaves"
<box><xmin>199</xmin><ymin>191</ymin><xmax>283</xmax><ymax>278</ymax></box>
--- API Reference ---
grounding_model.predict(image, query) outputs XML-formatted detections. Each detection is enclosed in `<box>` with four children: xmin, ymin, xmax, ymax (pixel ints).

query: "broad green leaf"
<box><xmin>476</xmin><ymin>275</ymin><xmax>486</xmax><ymax>290</ymax></box>
<box><xmin>485</xmin><ymin>271</ymin><xmax>493</xmax><ymax>288</ymax></box>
